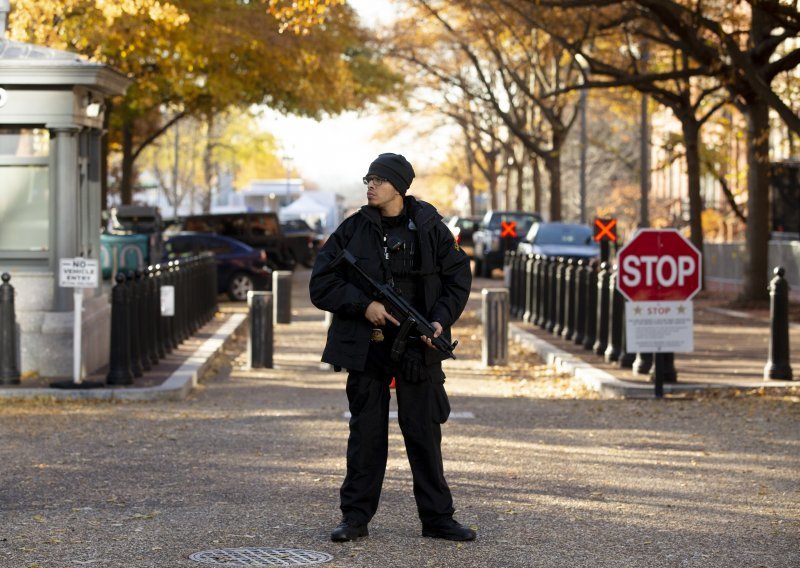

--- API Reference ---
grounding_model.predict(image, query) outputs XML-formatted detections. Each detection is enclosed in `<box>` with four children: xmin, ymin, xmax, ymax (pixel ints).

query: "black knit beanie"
<box><xmin>366</xmin><ymin>153</ymin><xmax>415</xmax><ymax>195</ymax></box>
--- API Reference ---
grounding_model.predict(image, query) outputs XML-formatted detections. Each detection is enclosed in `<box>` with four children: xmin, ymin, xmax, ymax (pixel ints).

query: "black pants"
<box><xmin>339</xmin><ymin>369</ymin><xmax>454</xmax><ymax>526</ymax></box>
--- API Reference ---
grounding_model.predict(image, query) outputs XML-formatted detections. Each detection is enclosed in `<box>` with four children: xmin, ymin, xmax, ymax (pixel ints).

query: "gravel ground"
<box><xmin>0</xmin><ymin>269</ymin><xmax>797</xmax><ymax>568</ymax></box>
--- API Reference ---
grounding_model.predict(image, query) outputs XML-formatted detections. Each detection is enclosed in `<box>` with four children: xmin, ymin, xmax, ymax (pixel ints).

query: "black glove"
<box><xmin>398</xmin><ymin>344</ymin><xmax>429</xmax><ymax>383</ymax></box>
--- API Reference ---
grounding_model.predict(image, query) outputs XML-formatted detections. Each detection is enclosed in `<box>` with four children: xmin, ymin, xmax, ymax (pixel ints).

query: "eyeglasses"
<box><xmin>363</xmin><ymin>175</ymin><xmax>388</xmax><ymax>186</ymax></box>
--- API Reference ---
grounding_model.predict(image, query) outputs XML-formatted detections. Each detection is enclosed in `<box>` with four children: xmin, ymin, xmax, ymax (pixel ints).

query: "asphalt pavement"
<box><xmin>0</xmin><ymin>268</ymin><xmax>797</xmax><ymax>567</ymax></box>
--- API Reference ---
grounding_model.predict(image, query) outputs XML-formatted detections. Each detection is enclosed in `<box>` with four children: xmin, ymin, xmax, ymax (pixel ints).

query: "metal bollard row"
<box><xmin>504</xmin><ymin>251</ymin><xmax>687</xmax><ymax>379</ymax></box>
<box><xmin>106</xmin><ymin>254</ymin><xmax>217</xmax><ymax>385</ymax></box>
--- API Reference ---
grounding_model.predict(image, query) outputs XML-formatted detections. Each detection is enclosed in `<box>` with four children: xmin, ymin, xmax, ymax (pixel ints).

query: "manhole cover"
<box><xmin>189</xmin><ymin>547</ymin><xmax>333</xmax><ymax>566</ymax></box>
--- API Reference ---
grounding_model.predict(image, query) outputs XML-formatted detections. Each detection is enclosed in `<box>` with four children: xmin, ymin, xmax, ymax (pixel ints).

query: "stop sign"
<box><xmin>616</xmin><ymin>228</ymin><xmax>702</xmax><ymax>301</ymax></box>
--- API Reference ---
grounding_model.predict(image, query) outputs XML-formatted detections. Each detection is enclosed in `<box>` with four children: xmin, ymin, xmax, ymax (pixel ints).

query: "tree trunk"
<box><xmin>681</xmin><ymin>116</ymin><xmax>705</xmax><ymax>267</ymax></box>
<box><xmin>544</xmin><ymin>153</ymin><xmax>562</xmax><ymax>221</ymax></box>
<box><xmin>120</xmin><ymin>120</ymin><xmax>134</xmax><ymax>205</ymax></box>
<box><xmin>202</xmin><ymin>118</ymin><xmax>215</xmax><ymax>214</ymax></box>
<box><xmin>741</xmin><ymin>98</ymin><xmax>771</xmax><ymax>302</ymax></box>
<box><xmin>487</xmin><ymin>155</ymin><xmax>498</xmax><ymax>210</ymax></box>
<box><xmin>531</xmin><ymin>156</ymin><xmax>542</xmax><ymax>214</ymax></box>
<box><xmin>515</xmin><ymin>161</ymin><xmax>525</xmax><ymax>210</ymax></box>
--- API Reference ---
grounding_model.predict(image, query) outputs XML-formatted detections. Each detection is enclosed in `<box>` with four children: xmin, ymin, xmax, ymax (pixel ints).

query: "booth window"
<box><xmin>0</xmin><ymin>128</ymin><xmax>50</xmax><ymax>252</ymax></box>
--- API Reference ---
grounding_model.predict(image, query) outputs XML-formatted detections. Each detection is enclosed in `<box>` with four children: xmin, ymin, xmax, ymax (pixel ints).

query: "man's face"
<box><xmin>365</xmin><ymin>176</ymin><xmax>400</xmax><ymax>209</ymax></box>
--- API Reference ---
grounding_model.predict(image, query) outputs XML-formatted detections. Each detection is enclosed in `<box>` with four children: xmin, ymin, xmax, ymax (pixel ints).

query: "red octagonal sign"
<box><xmin>616</xmin><ymin>228</ymin><xmax>702</xmax><ymax>301</ymax></box>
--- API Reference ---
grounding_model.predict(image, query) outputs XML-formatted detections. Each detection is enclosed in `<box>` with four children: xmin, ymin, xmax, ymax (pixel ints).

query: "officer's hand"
<box><xmin>421</xmin><ymin>321</ymin><xmax>443</xmax><ymax>349</ymax></box>
<box><xmin>365</xmin><ymin>301</ymin><xmax>400</xmax><ymax>327</ymax></box>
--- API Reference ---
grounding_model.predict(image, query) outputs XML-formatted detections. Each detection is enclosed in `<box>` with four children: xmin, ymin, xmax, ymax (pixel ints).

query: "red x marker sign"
<box><xmin>500</xmin><ymin>221</ymin><xmax>517</xmax><ymax>238</ymax></box>
<box><xmin>594</xmin><ymin>218</ymin><xmax>617</xmax><ymax>242</ymax></box>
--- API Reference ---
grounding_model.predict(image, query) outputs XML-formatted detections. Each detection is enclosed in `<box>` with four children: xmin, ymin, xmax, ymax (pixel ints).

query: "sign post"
<box><xmin>57</xmin><ymin>257</ymin><xmax>99</xmax><ymax>386</ymax></box>
<box><xmin>616</xmin><ymin>229</ymin><xmax>702</xmax><ymax>397</ymax></box>
<box><xmin>593</xmin><ymin>217</ymin><xmax>617</xmax><ymax>264</ymax></box>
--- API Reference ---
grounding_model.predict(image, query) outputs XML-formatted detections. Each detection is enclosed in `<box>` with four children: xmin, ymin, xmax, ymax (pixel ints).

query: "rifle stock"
<box><xmin>334</xmin><ymin>249</ymin><xmax>458</xmax><ymax>359</ymax></box>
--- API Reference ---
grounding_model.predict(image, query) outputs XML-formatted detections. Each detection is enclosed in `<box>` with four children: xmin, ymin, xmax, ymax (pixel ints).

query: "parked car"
<box><xmin>446</xmin><ymin>215</ymin><xmax>480</xmax><ymax>257</ymax></box>
<box><xmin>472</xmin><ymin>210</ymin><xmax>543</xmax><ymax>277</ymax></box>
<box><xmin>280</xmin><ymin>218</ymin><xmax>324</xmax><ymax>266</ymax></box>
<box><xmin>517</xmin><ymin>221</ymin><xmax>600</xmax><ymax>261</ymax></box>
<box><xmin>162</xmin><ymin>232</ymin><xmax>272</xmax><ymax>301</ymax></box>
<box><xmin>176</xmin><ymin>212</ymin><xmax>313</xmax><ymax>270</ymax></box>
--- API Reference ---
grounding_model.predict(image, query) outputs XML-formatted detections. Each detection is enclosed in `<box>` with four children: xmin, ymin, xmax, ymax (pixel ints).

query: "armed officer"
<box><xmin>309</xmin><ymin>153</ymin><xmax>475</xmax><ymax>542</ymax></box>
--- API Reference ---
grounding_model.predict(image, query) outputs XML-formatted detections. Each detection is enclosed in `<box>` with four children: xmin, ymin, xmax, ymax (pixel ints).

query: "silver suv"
<box><xmin>472</xmin><ymin>210</ymin><xmax>542</xmax><ymax>277</ymax></box>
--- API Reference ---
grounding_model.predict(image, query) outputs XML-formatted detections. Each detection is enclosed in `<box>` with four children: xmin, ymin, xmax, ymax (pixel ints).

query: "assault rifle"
<box><xmin>333</xmin><ymin>249</ymin><xmax>458</xmax><ymax>360</ymax></box>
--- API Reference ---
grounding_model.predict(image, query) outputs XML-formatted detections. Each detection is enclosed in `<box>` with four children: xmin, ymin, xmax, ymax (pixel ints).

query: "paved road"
<box><xmin>0</xmin><ymin>269</ymin><xmax>798</xmax><ymax>567</ymax></box>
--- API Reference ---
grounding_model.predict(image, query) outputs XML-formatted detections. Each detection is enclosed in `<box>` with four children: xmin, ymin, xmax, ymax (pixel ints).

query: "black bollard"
<box><xmin>248</xmin><ymin>291</ymin><xmax>273</xmax><ymax>369</ymax></box>
<box><xmin>605</xmin><ymin>268</ymin><xmax>623</xmax><ymax>363</ymax></box>
<box><xmin>273</xmin><ymin>271</ymin><xmax>292</xmax><ymax>324</ymax></box>
<box><xmin>562</xmin><ymin>259</ymin><xmax>576</xmax><ymax>341</ymax></box>
<box><xmin>0</xmin><ymin>273</ymin><xmax>20</xmax><ymax>384</ymax></box>
<box><xmin>582</xmin><ymin>260</ymin><xmax>598</xmax><ymax>350</ymax></box>
<box><xmin>764</xmin><ymin>267</ymin><xmax>793</xmax><ymax>380</ymax></box>
<box><xmin>528</xmin><ymin>255</ymin><xmax>540</xmax><ymax>324</ymax></box>
<box><xmin>633</xmin><ymin>352</ymin><xmax>653</xmax><ymax>375</ymax></box>
<box><xmin>523</xmin><ymin>255</ymin><xmax>535</xmax><ymax>323</ymax></box>
<box><xmin>546</xmin><ymin>257</ymin><xmax>558</xmax><ymax>333</ymax></box>
<box><xmin>128</xmin><ymin>271</ymin><xmax>144</xmax><ymax>378</ymax></box>
<box><xmin>593</xmin><ymin>261</ymin><xmax>611</xmax><ymax>356</ymax></box>
<box><xmin>535</xmin><ymin>256</ymin><xmax>548</xmax><ymax>328</ymax></box>
<box><xmin>553</xmin><ymin>258</ymin><xmax>568</xmax><ymax>337</ymax></box>
<box><xmin>483</xmin><ymin>288</ymin><xmax>510</xmax><ymax>366</ymax></box>
<box><xmin>509</xmin><ymin>252</ymin><xmax>520</xmax><ymax>318</ymax></box>
<box><xmin>107</xmin><ymin>273</ymin><xmax>133</xmax><ymax>385</ymax></box>
<box><xmin>573</xmin><ymin>260</ymin><xmax>587</xmax><ymax>346</ymax></box>
<box><xmin>618</xmin><ymin>313</ymin><xmax>636</xmax><ymax>369</ymax></box>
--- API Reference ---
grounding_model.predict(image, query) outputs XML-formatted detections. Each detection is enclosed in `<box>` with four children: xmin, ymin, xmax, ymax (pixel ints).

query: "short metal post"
<box><xmin>248</xmin><ymin>291</ymin><xmax>274</xmax><ymax>369</ymax></box>
<box><xmin>582</xmin><ymin>260</ymin><xmax>598</xmax><ymax>350</ymax></box>
<box><xmin>633</xmin><ymin>352</ymin><xmax>653</xmax><ymax>375</ymax></box>
<box><xmin>553</xmin><ymin>258</ymin><xmax>567</xmax><ymax>336</ymax></box>
<box><xmin>107</xmin><ymin>273</ymin><xmax>133</xmax><ymax>385</ymax></box>
<box><xmin>0</xmin><ymin>273</ymin><xmax>20</xmax><ymax>384</ymax></box>
<box><xmin>273</xmin><ymin>270</ymin><xmax>292</xmax><ymax>324</ymax></box>
<box><xmin>593</xmin><ymin>261</ymin><xmax>610</xmax><ymax>355</ymax></box>
<box><xmin>618</xmin><ymin>313</ymin><xmax>636</xmax><ymax>369</ymax></box>
<box><xmin>605</xmin><ymin>268</ymin><xmax>623</xmax><ymax>363</ymax></box>
<box><xmin>573</xmin><ymin>260</ymin><xmax>587</xmax><ymax>346</ymax></box>
<box><xmin>764</xmin><ymin>266</ymin><xmax>793</xmax><ymax>380</ymax></box>
<box><xmin>523</xmin><ymin>255</ymin><xmax>536</xmax><ymax>323</ymax></box>
<box><xmin>562</xmin><ymin>259</ymin><xmax>576</xmax><ymax>340</ymax></box>
<box><xmin>482</xmin><ymin>288</ymin><xmax>509</xmax><ymax>366</ymax></box>
<box><xmin>546</xmin><ymin>257</ymin><xmax>558</xmax><ymax>332</ymax></box>
<box><xmin>535</xmin><ymin>256</ymin><xmax>548</xmax><ymax>327</ymax></box>
<box><xmin>128</xmin><ymin>271</ymin><xmax>144</xmax><ymax>378</ymax></box>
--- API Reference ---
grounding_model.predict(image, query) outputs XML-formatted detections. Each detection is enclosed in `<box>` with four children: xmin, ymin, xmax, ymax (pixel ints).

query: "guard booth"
<box><xmin>0</xmin><ymin>3</ymin><xmax>129</xmax><ymax>376</ymax></box>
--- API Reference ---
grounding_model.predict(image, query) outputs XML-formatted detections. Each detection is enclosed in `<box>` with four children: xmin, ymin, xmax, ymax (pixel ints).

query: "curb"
<box><xmin>0</xmin><ymin>313</ymin><xmax>248</xmax><ymax>402</ymax></box>
<box><xmin>509</xmin><ymin>323</ymin><xmax>795</xmax><ymax>398</ymax></box>
<box><xmin>509</xmin><ymin>324</ymin><xmax>651</xmax><ymax>398</ymax></box>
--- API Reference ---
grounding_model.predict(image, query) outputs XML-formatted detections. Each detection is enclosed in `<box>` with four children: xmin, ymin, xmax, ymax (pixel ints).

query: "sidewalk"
<box><xmin>2</xmin><ymin>270</ymin><xmax>796</xmax><ymax>402</ymax></box>
<box><xmin>0</xmin><ymin>307</ymin><xmax>248</xmax><ymax>401</ymax></box>
<box><xmin>499</xmin><ymin>280</ymin><xmax>800</xmax><ymax>398</ymax></box>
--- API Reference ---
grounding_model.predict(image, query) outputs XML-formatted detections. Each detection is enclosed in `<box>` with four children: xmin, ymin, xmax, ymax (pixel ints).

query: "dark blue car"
<box><xmin>163</xmin><ymin>232</ymin><xmax>272</xmax><ymax>301</ymax></box>
<box><xmin>517</xmin><ymin>222</ymin><xmax>600</xmax><ymax>261</ymax></box>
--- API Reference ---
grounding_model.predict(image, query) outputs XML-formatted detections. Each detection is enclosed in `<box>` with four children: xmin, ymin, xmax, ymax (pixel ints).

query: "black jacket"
<box><xmin>309</xmin><ymin>196</ymin><xmax>472</xmax><ymax>372</ymax></box>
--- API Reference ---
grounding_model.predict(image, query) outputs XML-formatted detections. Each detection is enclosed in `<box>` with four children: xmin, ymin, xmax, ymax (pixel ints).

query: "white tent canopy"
<box><xmin>279</xmin><ymin>192</ymin><xmax>340</xmax><ymax>232</ymax></box>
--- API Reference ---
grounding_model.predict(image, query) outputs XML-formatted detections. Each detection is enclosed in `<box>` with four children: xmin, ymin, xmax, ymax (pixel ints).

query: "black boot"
<box><xmin>331</xmin><ymin>519</ymin><xmax>369</xmax><ymax>542</ymax></box>
<box><xmin>422</xmin><ymin>518</ymin><xmax>476</xmax><ymax>541</ymax></box>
